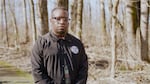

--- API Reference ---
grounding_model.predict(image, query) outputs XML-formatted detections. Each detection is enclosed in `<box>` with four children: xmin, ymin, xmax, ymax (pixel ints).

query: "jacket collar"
<box><xmin>49</xmin><ymin>31</ymin><xmax>72</xmax><ymax>43</ymax></box>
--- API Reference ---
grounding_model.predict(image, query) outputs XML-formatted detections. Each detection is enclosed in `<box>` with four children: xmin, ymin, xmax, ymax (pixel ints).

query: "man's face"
<box><xmin>50</xmin><ymin>9</ymin><xmax>69</xmax><ymax>36</ymax></box>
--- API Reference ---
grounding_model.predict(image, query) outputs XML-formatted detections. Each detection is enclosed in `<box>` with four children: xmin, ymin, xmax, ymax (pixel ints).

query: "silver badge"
<box><xmin>70</xmin><ymin>46</ymin><xmax>79</xmax><ymax>54</ymax></box>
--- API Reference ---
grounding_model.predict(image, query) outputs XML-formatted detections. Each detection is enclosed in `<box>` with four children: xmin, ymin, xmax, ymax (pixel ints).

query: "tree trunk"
<box><xmin>76</xmin><ymin>0</ymin><xmax>83</xmax><ymax>40</ymax></box>
<box><xmin>0</xmin><ymin>0</ymin><xmax>3</xmax><ymax>42</ymax></box>
<box><xmin>39</xmin><ymin>0</ymin><xmax>49</xmax><ymax>35</ymax></box>
<box><xmin>23</xmin><ymin>0</ymin><xmax>30</xmax><ymax>43</ymax></box>
<box><xmin>3</xmin><ymin>0</ymin><xmax>9</xmax><ymax>47</ymax></box>
<box><xmin>126</xmin><ymin>0</ymin><xmax>138</xmax><ymax>60</ymax></box>
<box><xmin>108</xmin><ymin>0</ymin><xmax>113</xmax><ymax>41</ymax></box>
<box><xmin>100</xmin><ymin>0</ymin><xmax>108</xmax><ymax>45</ymax></box>
<box><xmin>140</xmin><ymin>0</ymin><xmax>149</xmax><ymax>62</ymax></box>
<box><xmin>8</xmin><ymin>0</ymin><xmax>19</xmax><ymax>49</ymax></box>
<box><xmin>30</xmin><ymin>0</ymin><xmax>37</xmax><ymax>43</ymax></box>
<box><xmin>57</xmin><ymin>0</ymin><xmax>68</xmax><ymax>9</ymax></box>
<box><xmin>111</xmin><ymin>0</ymin><xmax>119</xmax><ymax>78</ymax></box>
<box><xmin>68</xmin><ymin>0</ymin><xmax>77</xmax><ymax>35</ymax></box>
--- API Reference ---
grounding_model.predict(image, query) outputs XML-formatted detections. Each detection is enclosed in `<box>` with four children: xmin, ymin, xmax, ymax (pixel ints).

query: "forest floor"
<box><xmin>0</xmin><ymin>60</ymin><xmax>33</xmax><ymax>84</ymax></box>
<box><xmin>0</xmin><ymin>44</ymin><xmax>150</xmax><ymax>84</ymax></box>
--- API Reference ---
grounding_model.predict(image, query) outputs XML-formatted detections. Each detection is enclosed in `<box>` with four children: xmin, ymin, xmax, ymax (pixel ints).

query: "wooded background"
<box><xmin>0</xmin><ymin>0</ymin><xmax>150</xmax><ymax>83</ymax></box>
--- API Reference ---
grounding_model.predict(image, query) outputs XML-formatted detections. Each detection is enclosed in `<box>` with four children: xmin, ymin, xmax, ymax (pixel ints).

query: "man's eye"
<box><xmin>52</xmin><ymin>17</ymin><xmax>68</xmax><ymax>21</ymax></box>
<box><xmin>52</xmin><ymin>17</ymin><xmax>60</xmax><ymax>20</ymax></box>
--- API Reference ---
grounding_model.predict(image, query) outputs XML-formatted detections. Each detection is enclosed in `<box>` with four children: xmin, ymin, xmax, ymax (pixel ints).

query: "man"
<box><xmin>31</xmin><ymin>7</ymin><xmax>88</xmax><ymax>84</ymax></box>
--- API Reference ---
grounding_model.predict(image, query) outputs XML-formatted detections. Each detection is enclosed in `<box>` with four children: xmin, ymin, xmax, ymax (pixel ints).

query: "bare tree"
<box><xmin>23</xmin><ymin>0</ymin><xmax>30</xmax><ymax>43</ymax></box>
<box><xmin>68</xmin><ymin>0</ymin><xmax>77</xmax><ymax>35</ymax></box>
<box><xmin>100</xmin><ymin>0</ymin><xmax>108</xmax><ymax>45</ymax></box>
<box><xmin>140</xmin><ymin>0</ymin><xmax>149</xmax><ymax>62</ymax></box>
<box><xmin>3</xmin><ymin>0</ymin><xmax>9</xmax><ymax>47</ymax></box>
<box><xmin>111</xmin><ymin>0</ymin><xmax>119</xmax><ymax>78</ymax></box>
<box><xmin>76</xmin><ymin>0</ymin><xmax>83</xmax><ymax>39</ymax></box>
<box><xmin>0</xmin><ymin>0</ymin><xmax>3</xmax><ymax>42</ymax></box>
<box><xmin>108</xmin><ymin>0</ymin><xmax>112</xmax><ymax>34</ymax></box>
<box><xmin>57</xmin><ymin>0</ymin><xmax>68</xmax><ymax>9</ymax></box>
<box><xmin>125</xmin><ymin>0</ymin><xmax>139</xmax><ymax>60</ymax></box>
<box><xmin>8</xmin><ymin>0</ymin><xmax>19</xmax><ymax>49</ymax></box>
<box><xmin>38</xmin><ymin>0</ymin><xmax>49</xmax><ymax>35</ymax></box>
<box><xmin>30</xmin><ymin>0</ymin><xmax>37</xmax><ymax>43</ymax></box>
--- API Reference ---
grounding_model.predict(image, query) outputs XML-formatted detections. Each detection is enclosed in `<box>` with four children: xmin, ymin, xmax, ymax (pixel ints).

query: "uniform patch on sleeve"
<box><xmin>70</xmin><ymin>46</ymin><xmax>79</xmax><ymax>54</ymax></box>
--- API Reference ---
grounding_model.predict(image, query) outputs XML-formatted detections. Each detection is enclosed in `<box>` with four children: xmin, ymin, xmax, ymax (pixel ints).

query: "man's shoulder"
<box><xmin>35</xmin><ymin>32</ymin><xmax>51</xmax><ymax>44</ymax></box>
<box><xmin>67</xmin><ymin>33</ymin><xmax>82</xmax><ymax>44</ymax></box>
<box><xmin>41</xmin><ymin>32</ymin><xmax>51</xmax><ymax>40</ymax></box>
<box><xmin>67</xmin><ymin>33</ymin><xmax>80</xmax><ymax>41</ymax></box>
<box><xmin>34</xmin><ymin>32</ymin><xmax>51</xmax><ymax>48</ymax></box>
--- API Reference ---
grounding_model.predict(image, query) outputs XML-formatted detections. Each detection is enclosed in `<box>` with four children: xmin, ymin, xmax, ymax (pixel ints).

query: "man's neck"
<box><xmin>52</xmin><ymin>32</ymin><xmax>66</xmax><ymax>39</ymax></box>
<box><xmin>57</xmin><ymin>35</ymin><xmax>65</xmax><ymax>39</ymax></box>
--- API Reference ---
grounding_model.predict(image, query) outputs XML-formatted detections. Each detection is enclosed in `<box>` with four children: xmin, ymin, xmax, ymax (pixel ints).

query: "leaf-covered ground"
<box><xmin>0</xmin><ymin>46</ymin><xmax>150</xmax><ymax>84</ymax></box>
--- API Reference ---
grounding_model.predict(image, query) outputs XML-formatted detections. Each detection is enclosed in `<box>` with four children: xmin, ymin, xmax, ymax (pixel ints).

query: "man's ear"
<box><xmin>50</xmin><ymin>18</ymin><xmax>52</xmax><ymax>22</ymax></box>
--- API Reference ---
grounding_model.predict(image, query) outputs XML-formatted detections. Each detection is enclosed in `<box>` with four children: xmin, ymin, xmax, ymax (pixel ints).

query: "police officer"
<box><xmin>31</xmin><ymin>7</ymin><xmax>88</xmax><ymax>84</ymax></box>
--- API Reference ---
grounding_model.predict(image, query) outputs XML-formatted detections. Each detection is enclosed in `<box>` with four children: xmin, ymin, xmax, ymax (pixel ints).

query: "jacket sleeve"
<box><xmin>75</xmin><ymin>43</ymin><xmax>88</xmax><ymax>84</ymax></box>
<box><xmin>31</xmin><ymin>37</ymin><xmax>53</xmax><ymax>84</ymax></box>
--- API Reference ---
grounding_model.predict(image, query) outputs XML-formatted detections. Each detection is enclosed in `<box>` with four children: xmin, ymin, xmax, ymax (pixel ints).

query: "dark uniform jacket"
<box><xmin>31</xmin><ymin>31</ymin><xmax>88</xmax><ymax>84</ymax></box>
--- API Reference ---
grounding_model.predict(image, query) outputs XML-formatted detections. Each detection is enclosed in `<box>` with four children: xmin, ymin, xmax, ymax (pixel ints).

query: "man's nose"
<box><xmin>59</xmin><ymin>19</ymin><xmax>66</xmax><ymax>23</ymax></box>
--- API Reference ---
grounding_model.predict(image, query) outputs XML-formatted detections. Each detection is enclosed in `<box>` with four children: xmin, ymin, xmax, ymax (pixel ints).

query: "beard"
<box><xmin>58</xmin><ymin>30</ymin><xmax>66</xmax><ymax>35</ymax></box>
<box><xmin>55</xmin><ymin>28</ymin><xmax>68</xmax><ymax>36</ymax></box>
